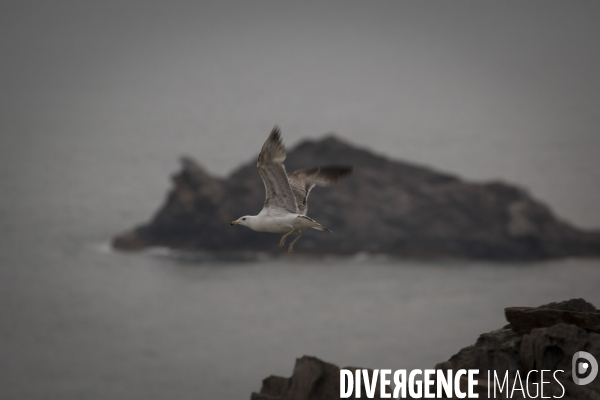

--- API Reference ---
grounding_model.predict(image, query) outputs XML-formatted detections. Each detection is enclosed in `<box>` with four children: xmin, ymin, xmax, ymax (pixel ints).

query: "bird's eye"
<box><xmin>242</xmin><ymin>218</ymin><xmax>246</xmax><ymax>221</ymax></box>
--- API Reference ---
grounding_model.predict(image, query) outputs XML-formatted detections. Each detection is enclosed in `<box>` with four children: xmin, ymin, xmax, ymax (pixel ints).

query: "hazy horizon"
<box><xmin>1</xmin><ymin>1</ymin><xmax>600</xmax><ymax>230</ymax></box>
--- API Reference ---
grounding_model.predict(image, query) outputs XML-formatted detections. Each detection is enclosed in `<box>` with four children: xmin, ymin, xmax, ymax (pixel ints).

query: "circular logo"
<box><xmin>572</xmin><ymin>351</ymin><xmax>598</xmax><ymax>386</ymax></box>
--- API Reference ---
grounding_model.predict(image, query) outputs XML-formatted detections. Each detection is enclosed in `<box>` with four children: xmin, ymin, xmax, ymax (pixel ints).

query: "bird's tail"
<box><xmin>296</xmin><ymin>215</ymin><xmax>333</xmax><ymax>232</ymax></box>
<box><xmin>311</xmin><ymin>225</ymin><xmax>332</xmax><ymax>232</ymax></box>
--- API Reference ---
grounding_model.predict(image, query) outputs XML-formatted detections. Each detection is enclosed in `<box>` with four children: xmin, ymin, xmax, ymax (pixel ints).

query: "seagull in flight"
<box><xmin>230</xmin><ymin>126</ymin><xmax>352</xmax><ymax>254</ymax></box>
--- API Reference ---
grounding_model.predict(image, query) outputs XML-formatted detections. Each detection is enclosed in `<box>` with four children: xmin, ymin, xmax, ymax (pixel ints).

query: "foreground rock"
<box><xmin>251</xmin><ymin>299</ymin><xmax>600</xmax><ymax>400</ymax></box>
<box><xmin>251</xmin><ymin>357</ymin><xmax>342</xmax><ymax>400</ymax></box>
<box><xmin>436</xmin><ymin>298</ymin><xmax>600</xmax><ymax>399</ymax></box>
<box><xmin>113</xmin><ymin>135</ymin><xmax>600</xmax><ymax>259</ymax></box>
<box><xmin>251</xmin><ymin>356</ymin><xmax>388</xmax><ymax>400</ymax></box>
<box><xmin>505</xmin><ymin>305</ymin><xmax>600</xmax><ymax>334</ymax></box>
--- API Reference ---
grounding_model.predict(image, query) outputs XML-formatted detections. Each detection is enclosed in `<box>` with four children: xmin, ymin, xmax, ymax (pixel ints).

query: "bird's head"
<box><xmin>230</xmin><ymin>216</ymin><xmax>253</xmax><ymax>228</ymax></box>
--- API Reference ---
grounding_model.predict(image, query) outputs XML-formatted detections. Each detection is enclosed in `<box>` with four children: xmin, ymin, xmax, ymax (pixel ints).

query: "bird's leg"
<box><xmin>287</xmin><ymin>231</ymin><xmax>302</xmax><ymax>255</ymax></box>
<box><xmin>279</xmin><ymin>230</ymin><xmax>295</xmax><ymax>248</ymax></box>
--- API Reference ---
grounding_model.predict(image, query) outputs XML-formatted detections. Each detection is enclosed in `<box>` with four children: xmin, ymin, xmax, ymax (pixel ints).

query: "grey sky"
<box><xmin>2</xmin><ymin>1</ymin><xmax>599</xmax><ymax>227</ymax></box>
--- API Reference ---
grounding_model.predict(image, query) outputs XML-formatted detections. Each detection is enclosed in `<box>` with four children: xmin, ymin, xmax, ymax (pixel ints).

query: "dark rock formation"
<box><xmin>251</xmin><ymin>356</ymin><xmax>388</xmax><ymax>400</ymax></box>
<box><xmin>506</xmin><ymin>305</ymin><xmax>600</xmax><ymax>335</ymax></box>
<box><xmin>251</xmin><ymin>356</ymin><xmax>341</xmax><ymax>400</ymax></box>
<box><xmin>436</xmin><ymin>298</ymin><xmax>600</xmax><ymax>399</ymax></box>
<box><xmin>112</xmin><ymin>135</ymin><xmax>600</xmax><ymax>259</ymax></box>
<box><xmin>251</xmin><ymin>299</ymin><xmax>600</xmax><ymax>400</ymax></box>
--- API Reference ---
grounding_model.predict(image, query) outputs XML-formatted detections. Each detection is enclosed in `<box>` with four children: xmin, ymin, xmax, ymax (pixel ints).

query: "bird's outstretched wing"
<box><xmin>257</xmin><ymin>126</ymin><xmax>299</xmax><ymax>214</ymax></box>
<box><xmin>288</xmin><ymin>166</ymin><xmax>353</xmax><ymax>215</ymax></box>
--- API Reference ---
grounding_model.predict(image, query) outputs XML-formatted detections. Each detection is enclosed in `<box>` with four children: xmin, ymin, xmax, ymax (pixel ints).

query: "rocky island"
<box><xmin>112</xmin><ymin>135</ymin><xmax>600</xmax><ymax>259</ymax></box>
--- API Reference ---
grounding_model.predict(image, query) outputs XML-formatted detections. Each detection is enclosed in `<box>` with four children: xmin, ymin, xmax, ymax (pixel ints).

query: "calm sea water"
<box><xmin>1</xmin><ymin>242</ymin><xmax>599</xmax><ymax>400</ymax></box>
<box><xmin>1</xmin><ymin>122</ymin><xmax>599</xmax><ymax>400</ymax></box>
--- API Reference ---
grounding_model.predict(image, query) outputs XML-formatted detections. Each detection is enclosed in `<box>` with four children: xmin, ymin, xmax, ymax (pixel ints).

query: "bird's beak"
<box><xmin>230</xmin><ymin>221</ymin><xmax>238</xmax><ymax>226</ymax></box>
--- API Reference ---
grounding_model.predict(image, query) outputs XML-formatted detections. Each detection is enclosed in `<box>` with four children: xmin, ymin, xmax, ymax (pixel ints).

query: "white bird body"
<box><xmin>231</xmin><ymin>126</ymin><xmax>352</xmax><ymax>253</ymax></box>
<box><xmin>239</xmin><ymin>212</ymin><xmax>329</xmax><ymax>234</ymax></box>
